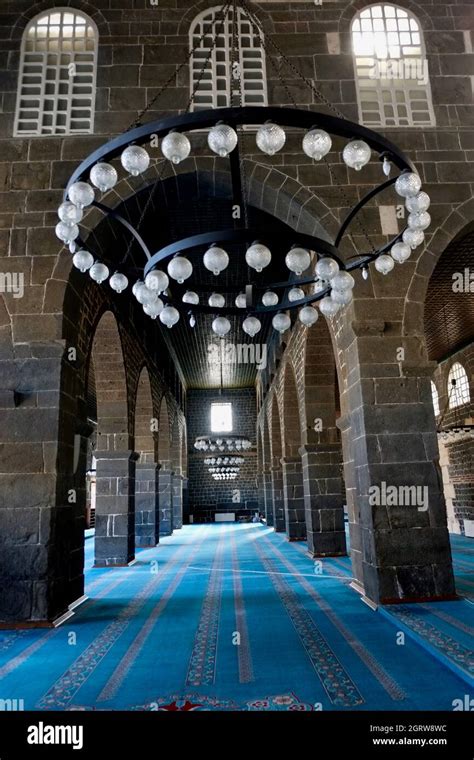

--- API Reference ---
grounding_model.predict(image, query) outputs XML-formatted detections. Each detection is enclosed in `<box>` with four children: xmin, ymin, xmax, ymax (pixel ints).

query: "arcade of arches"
<box><xmin>0</xmin><ymin>0</ymin><xmax>472</xmax><ymax>713</ymax></box>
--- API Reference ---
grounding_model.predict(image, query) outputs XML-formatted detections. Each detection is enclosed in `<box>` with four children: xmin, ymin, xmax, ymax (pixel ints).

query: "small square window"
<box><xmin>211</xmin><ymin>402</ymin><xmax>233</xmax><ymax>433</ymax></box>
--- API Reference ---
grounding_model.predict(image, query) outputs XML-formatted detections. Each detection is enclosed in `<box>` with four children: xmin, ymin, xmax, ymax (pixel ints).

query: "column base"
<box><xmin>93</xmin><ymin>558</ymin><xmax>136</xmax><ymax>568</ymax></box>
<box><xmin>0</xmin><ymin>594</ymin><xmax>89</xmax><ymax>629</ymax></box>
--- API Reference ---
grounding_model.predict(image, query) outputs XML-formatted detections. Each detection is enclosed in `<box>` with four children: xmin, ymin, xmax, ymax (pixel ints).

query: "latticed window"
<box><xmin>431</xmin><ymin>381</ymin><xmax>440</xmax><ymax>417</ymax></box>
<box><xmin>448</xmin><ymin>363</ymin><xmax>471</xmax><ymax>409</ymax></box>
<box><xmin>189</xmin><ymin>5</ymin><xmax>267</xmax><ymax>111</ymax></box>
<box><xmin>351</xmin><ymin>4</ymin><xmax>435</xmax><ymax>127</ymax></box>
<box><xmin>14</xmin><ymin>9</ymin><xmax>98</xmax><ymax>136</ymax></box>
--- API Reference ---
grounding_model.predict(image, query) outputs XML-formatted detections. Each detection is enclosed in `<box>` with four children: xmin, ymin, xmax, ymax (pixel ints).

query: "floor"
<box><xmin>0</xmin><ymin>524</ymin><xmax>472</xmax><ymax>711</ymax></box>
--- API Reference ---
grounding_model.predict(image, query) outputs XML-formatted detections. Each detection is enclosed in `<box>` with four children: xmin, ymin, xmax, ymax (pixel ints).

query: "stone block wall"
<box><xmin>187</xmin><ymin>388</ymin><xmax>258</xmax><ymax>519</ymax></box>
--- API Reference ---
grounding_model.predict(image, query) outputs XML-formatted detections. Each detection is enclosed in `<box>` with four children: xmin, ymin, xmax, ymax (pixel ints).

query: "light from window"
<box><xmin>14</xmin><ymin>9</ymin><xmax>97</xmax><ymax>136</ymax></box>
<box><xmin>189</xmin><ymin>5</ymin><xmax>267</xmax><ymax>111</ymax></box>
<box><xmin>351</xmin><ymin>4</ymin><xmax>435</xmax><ymax>127</ymax></box>
<box><xmin>431</xmin><ymin>381</ymin><xmax>440</xmax><ymax>417</ymax></box>
<box><xmin>448</xmin><ymin>363</ymin><xmax>470</xmax><ymax>409</ymax></box>
<box><xmin>211</xmin><ymin>402</ymin><xmax>233</xmax><ymax>432</ymax></box>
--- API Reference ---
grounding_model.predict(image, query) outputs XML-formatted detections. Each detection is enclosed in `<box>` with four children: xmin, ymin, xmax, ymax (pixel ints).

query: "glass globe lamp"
<box><xmin>161</xmin><ymin>131</ymin><xmax>191</xmax><ymax>164</ymax></box>
<box><xmin>143</xmin><ymin>298</ymin><xmax>164</xmax><ymax>319</ymax></box>
<box><xmin>245</xmin><ymin>242</ymin><xmax>271</xmax><ymax>272</ymax></box>
<box><xmin>288</xmin><ymin>287</ymin><xmax>305</xmax><ymax>302</ymax></box>
<box><xmin>407</xmin><ymin>211</ymin><xmax>431</xmax><ymax>231</ymax></box>
<box><xmin>58</xmin><ymin>201</ymin><xmax>83</xmax><ymax>224</ymax></box>
<box><xmin>208</xmin><ymin>123</ymin><xmax>238</xmax><ymax>157</ymax></box>
<box><xmin>390</xmin><ymin>242</ymin><xmax>411</xmax><ymax>263</ymax></box>
<box><xmin>298</xmin><ymin>306</ymin><xmax>319</xmax><ymax>326</ymax></box>
<box><xmin>55</xmin><ymin>222</ymin><xmax>79</xmax><ymax>243</ymax></box>
<box><xmin>203</xmin><ymin>245</ymin><xmax>229</xmax><ymax>275</ymax></box>
<box><xmin>374</xmin><ymin>254</ymin><xmax>395</xmax><ymax>275</ymax></box>
<box><xmin>262</xmin><ymin>291</ymin><xmax>278</xmax><ymax>307</ymax></box>
<box><xmin>90</xmin><ymin>162</ymin><xmax>118</xmax><ymax>192</ymax></box>
<box><xmin>72</xmin><ymin>250</ymin><xmax>94</xmax><ymax>272</ymax></box>
<box><xmin>406</xmin><ymin>191</ymin><xmax>430</xmax><ymax>213</ymax></box>
<box><xmin>89</xmin><ymin>262</ymin><xmax>109</xmax><ymax>283</ymax></box>
<box><xmin>145</xmin><ymin>270</ymin><xmax>169</xmax><ymax>293</ymax></box>
<box><xmin>159</xmin><ymin>305</ymin><xmax>180</xmax><ymax>328</ymax></box>
<box><xmin>402</xmin><ymin>228</ymin><xmax>425</xmax><ymax>249</ymax></box>
<box><xmin>315</xmin><ymin>257</ymin><xmax>339</xmax><ymax>280</ymax></box>
<box><xmin>235</xmin><ymin>293</ymin><xmax>247</xmax><ymax>308</ymax></box>
<box><xmin>168</xmin><ymin>256</ymin><xmax>193</xmax><ymax>283</ymax></box>
<box><xmin>272</xmin><ymin>312</ymin><xmax>291</xmax><ymax>333</ymax></box>
<box><xmin>342</xmin><ymin>140</ymin><xmax>371</xmax><ymax>171</ymax></box>
<box><xmin>208</xmin><ymin>293</ymin><xmax>225</xmax><ymax>308</ymax></box>
<box><xmin>395</xmin><ymin>172</ymin><xmax>422</xmax><ymax>198</ymax></box>
<box><xmin>285</xmin><ymin>246</ymin><xmax>311</xmax><ymax>275</ymax></box>
<box><xmin>109</xmin><ymin>272</ymin><xmax>129</xmax><ymax>293</ymax></box>
<box><xmin>120</xmin><ymin>145</ymin><xmax>150</xmax><ymax>176</ymax></box>
<box><xmin>319</xmin><ymin>296</ymin><xmax>341</xmax><ymax>317</ymax></box>
<box><xmin>182</xmin><ymin>291</ymin><xmax>199</xmax><ymax>305</ymax></box>
<box><xmin>256</xmin><ymin>122</ymin><xmax>286</xmax><ymax>156</ymax></box>
<box><xmin>242</xmin><ymin>316</ymin><xmax>261</xmax><ymax>337</ymax></box>
<box><xmin>212</xmin><ymin>316</ymin><xmax>231</xmax><ymax>337</ymax></box>
<box><xmin>68</xmin><ymin>181</ymin><xmax>95</xmax><ymax>208</ymax></box>
<box><xmin>302</xmin><ymin>128</ymin><xmax>332</xmax><ymax>160</ymax></box>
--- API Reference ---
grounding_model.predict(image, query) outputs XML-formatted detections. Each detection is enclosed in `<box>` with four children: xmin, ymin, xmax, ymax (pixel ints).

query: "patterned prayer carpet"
<box><xmin>0</xmin><ymin>524</ymin><xmax>472</xmax><ymax>711</ymax></box>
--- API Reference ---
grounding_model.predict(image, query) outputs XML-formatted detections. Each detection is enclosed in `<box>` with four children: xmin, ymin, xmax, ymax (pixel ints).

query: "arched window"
<box><xmin>14</xmin><ymin>9</ymin><xmax>98</xmax><ymax>136</ymax></box>
<box><xmin>351</xmin><ymin>4</ymin><xmax>435</xmax><ymax>127</ymax></box>
<box><xmin>431</xmin><ymin>381</ymin><xmax>440</xmax><ymax>417</ymax></box>
<box><xmin>448</xmin><ymin>363</ymin><xmax>471</xmax><ymax>409</ymax></box>
<box><xmin>189</xmin><ymin>5</ymin><xmax>267</xmax><ymax>111</ymax></box>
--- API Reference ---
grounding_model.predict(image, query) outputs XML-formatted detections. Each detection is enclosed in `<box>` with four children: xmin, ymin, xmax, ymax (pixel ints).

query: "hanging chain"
<box><xmin>128</xmin><ymin>2</ymin><xmax>231</xmax><ymax>130</ymax></box>
<box><xmin>239</xmin><ymin>0</ymin><xmax>376</xmax><ymax>254</ymax></box>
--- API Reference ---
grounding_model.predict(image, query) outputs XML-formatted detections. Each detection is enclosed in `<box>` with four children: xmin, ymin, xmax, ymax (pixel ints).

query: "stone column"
<box><xmin>337</xmin><ymin>341</ymin><xmax>456</xmax><ymax>604</ymax></box>
<box><xmin>281</xmin><ymin>457</ymin><xmax>306</xmax><ymax>540</ymax></box>
<box><xmin>182</xmin><ymin>477</ymin><xmax>189</xmax><ymax>525</ymax></box>
<box><xmin>300</xmin><ymin>444</ymin><xmax>347</xmax><ymax>557</ymax></box>
<box><xmin>159</xmin><ymin>461</ymin><xmax>174</xmax><ymax>536</ymax></box>
<box><xmin>261</xmin><ymin>469</ymin><xmax>274</xmax><ymax>526</ymax></box>
<box><xmin>267</xmin><ymin>467</ymin><xmax>284</xmax><ymax>531</ymax></box>
<box><xmin>257</xmin><ymin>470</ymin><xmax>266</xmax><ymax>519</ymax></box>
<box><xmin>94</xmin><ymin>450</ymin><xmax>138</xmax><ymax>567</ymax></box>
<box><xmin>172</xmin><ymin>472</ymin><xmax>183</xmax><ymax>530</ymax></box>
<box><xmin>135</xmin><ymin>459</ymin><xmax>160</xmax><ymax>547</ymax></box>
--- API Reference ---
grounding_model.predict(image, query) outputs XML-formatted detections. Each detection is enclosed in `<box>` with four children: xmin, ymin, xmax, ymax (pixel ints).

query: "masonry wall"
<box><xmin>187</xmin><ymin>388</ymin><xmax>258</xmax><ymax>520</ymax></box>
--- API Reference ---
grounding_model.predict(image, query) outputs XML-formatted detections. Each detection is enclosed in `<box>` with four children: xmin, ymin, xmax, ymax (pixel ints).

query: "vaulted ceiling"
<box><xmin>425</xmin><ymin>226</ymin><xmax>474</xmax><ymax>362</ymax></box>
<box><xmin>88</xmin><ymin>171</ymin><xmax>305</xmax><ymax>389</ymax></box>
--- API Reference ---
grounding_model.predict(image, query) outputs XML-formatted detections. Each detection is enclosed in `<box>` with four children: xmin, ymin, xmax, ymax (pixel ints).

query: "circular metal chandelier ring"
<box><xmin>64</xmin><ymin>105</ymin><xmax>416</xmax><ymax>194</ymax></box>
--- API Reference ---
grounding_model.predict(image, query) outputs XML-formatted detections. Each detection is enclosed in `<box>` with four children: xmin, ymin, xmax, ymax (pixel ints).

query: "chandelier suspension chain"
<box><xmin>239</xmin><ymin>0</ymin><xmax>376</xmax><ymax>254</ymax></box>
<box><xmin>128</xmin><ymin>2</ymin><xmax>231</xmax><ymax>130</ymax></box>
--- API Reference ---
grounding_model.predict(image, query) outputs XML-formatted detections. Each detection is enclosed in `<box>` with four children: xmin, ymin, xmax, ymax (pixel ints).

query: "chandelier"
<box><xmin>56</xmin><ymin>0</ymin><xmax>432</xmax><ymax>337</ymax></box>
<box><xmin>194</xmin><ymin>436</ymin><xmax>252</xmax><ymax>452</ymax></box>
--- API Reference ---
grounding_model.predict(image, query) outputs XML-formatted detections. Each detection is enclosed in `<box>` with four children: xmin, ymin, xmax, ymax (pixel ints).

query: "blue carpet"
<box><xmin>0</xmin><ymin>525</ymin><xmax>472</xmax><ymax>711</ymax></box>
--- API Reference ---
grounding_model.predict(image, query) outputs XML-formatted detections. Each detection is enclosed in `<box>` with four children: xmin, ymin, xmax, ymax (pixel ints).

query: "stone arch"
<box><xmin>170</xmin><ymin>414</ymin><xmax>184</xmax><ymax>531</ymax></box>
<box><xmin>88</xmin><ymin>311</ymin><xmax>135</xmax><ymax>567</ymax></box>
<box><xmin>261</xmin><ymin>411</ymin><xmax>275</xmax><ymax>527</ymax></box>
<box><xmin>158</xmin><ymin>395</ymin><xmax>174</xmax><ymax>536</ymax></box>
<box><xmin>268</xmin><ymin>394</ymin><xmax>285</xmax><ymax>532</ymax></box>
<box><xmin>300</xmin><ymin>321</ymin><xmax>347</xmax><ymax>557</ymax></box>
<box><xmin>11</xmin><ymin>1</ymin><xmax>109</xmax><ymax>41</ymax></box>
<box><xmin>177</xmin><ymin>0</ymin><xmax>276</xmax><ymax>38</ymax></box>
<box><xmin>285</xmin><ymin>361</ymin><xmax>311</xmax><ymax>540</ymax></box>
<box><xmin>133</xmin><ymin>366</ymin><xmax>160</xmax><ymax>547</ymax></box>
<box><xmin>339</xmin><ymin>0</ymin><xmax>434</xmax><ymax>33</ymax></box>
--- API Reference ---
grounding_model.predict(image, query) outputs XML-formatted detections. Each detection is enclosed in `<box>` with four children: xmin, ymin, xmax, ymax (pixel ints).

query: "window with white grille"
<box><xmin>431</xmin><ymin>381</ymin><xmax>440</xmax><ymax>417</ymax></box>
<box><xmin>189</xmin><ymin>5</ymin><xmax>267</xmax><ymax>111</ymax></box>
<box><xmin>14</xmin><ymin>9</ymin><xmax>98</xmax><ymax>136</ymax></box>
<box><xmin>448</xmin><ymin>363</ymin><xmax>471</xmax><ymax>409</ymax></box>
<box><xmin>351</xmin><ymin>4</ymin><xmax>435</xmax><ymax>127</ymax></box>
<box><xmin>211</xmin><ymin>402</ymin><xmax>233</xmax><ymax>433</ymax></box>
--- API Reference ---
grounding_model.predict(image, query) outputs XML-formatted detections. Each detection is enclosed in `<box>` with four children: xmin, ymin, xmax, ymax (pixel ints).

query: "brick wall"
<box><xmin>187</xmin><ymin>388</ymin><xmax>258</xmax><ymax>520</ymax></box>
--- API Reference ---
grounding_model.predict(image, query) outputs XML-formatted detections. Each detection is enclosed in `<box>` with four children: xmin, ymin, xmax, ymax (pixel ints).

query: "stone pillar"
<box><xmin>172</xmin><ymin>472</ymin><xmax>183</xmax><ymax>530</ymax></box>
<box><xmin>257</xmin><ymin>470</ymin><xmax>266</xmax><ymax>519</ymax></box>
<box><xmin>337</xmin><ymin>345</ymin><xmax>456</xmax><ymax>604</ymax></box>
<box><xmin>135</xmin><ymin>459</ymin><xmax>160</xmax><ymax>547</ymax></box>
<box><xmin>159</xmin><ymin>461</ymin><xmax>174</xmax><ymax>536</ymax></box>
<box><xmin>268</xmin><ymin>467</ymin><xmax>284</xmax><ymax>531</ymax></box>
<box><xmin>94</xmin><ymin>450</ymin><xmax>137</xmax><ymax>567</ymax></box>
<box><xmin>261</xmin><ymin>470</ymin><xmax>275</xmax><ymax>527</ymax></box>
<box><xmin>300</xmin><ymin>444</ymin><xmax>347</xmax><ymax>557</ymax></box>
<box><xmin>281</xmin><ymin>457</ymin><xmax>306</xmax><ymax>540</ymax></box>
<box><xmin>182</xmin><ymin>477</ymin><xmax>189</xmax><ymax>525</ymax></box>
